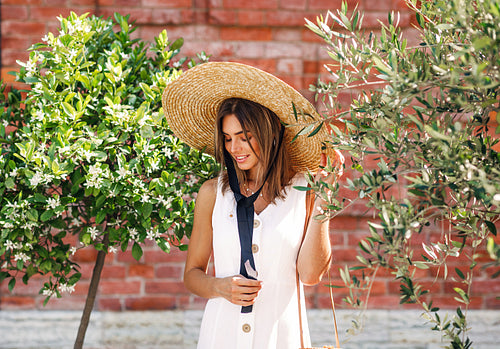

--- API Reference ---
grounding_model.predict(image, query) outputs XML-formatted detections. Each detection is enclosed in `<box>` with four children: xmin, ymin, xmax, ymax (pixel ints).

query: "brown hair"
<box><xmin>215</xmin><ymin>98</ymin><xmax>295</xmax><ymax>203</ymax></box>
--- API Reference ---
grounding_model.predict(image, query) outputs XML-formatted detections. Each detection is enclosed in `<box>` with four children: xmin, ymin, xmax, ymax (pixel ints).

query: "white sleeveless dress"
<box><xmin>197</xmin><ymin>175</ymin><xmax>311</xmax><ymax>349</ymax></box>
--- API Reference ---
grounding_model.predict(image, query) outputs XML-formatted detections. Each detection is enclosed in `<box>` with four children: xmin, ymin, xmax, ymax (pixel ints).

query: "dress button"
<box><xmin>253</xmin><ymin>220</ymin><xmax>260</xmax><ymax>228</ymax></box>
<box><xmin>242</xmin><ymin>323</ymin><xmax>251</xmax><ymax>333</ymax></box>
<box><xmin>252</xmin><ymin>244</ymin><xmax>259</xmax><ymax>253</ymax></box>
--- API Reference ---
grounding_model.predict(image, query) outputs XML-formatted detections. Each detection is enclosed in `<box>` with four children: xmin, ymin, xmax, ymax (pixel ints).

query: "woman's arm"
<box><xmin>183</xmin><ymin>178</ymin><xmax>262</xmax><ymax>306</ymax></box>
<box><xmin>297</xmin><ymin>152</ymin><xmax>343</xmax><ymax>285</ymax></box>
<box><xmin>296</xmin><ymin>194</ymin><xmax>332</xmax><ymax>286</ymax></box>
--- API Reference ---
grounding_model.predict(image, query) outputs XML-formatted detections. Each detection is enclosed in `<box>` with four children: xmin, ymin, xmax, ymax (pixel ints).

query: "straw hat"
<box><xmin>161</xmin><ymin>61</ymin><xmax>334</xmax><ymax>172</ymax></box>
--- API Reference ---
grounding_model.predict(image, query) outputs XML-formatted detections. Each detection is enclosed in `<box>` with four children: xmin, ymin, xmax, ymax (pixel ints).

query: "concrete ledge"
<box><xmin>0</xmin><ymin>309</ymin><xmax>499</xmax><ymax>348</ymax></box>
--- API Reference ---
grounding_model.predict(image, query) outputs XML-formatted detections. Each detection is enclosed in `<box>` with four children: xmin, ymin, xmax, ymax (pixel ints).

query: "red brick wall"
<box><xmin>1</xmin><ymin>0</ymin><xmax>499</xmax><ymax>312</ymax></box>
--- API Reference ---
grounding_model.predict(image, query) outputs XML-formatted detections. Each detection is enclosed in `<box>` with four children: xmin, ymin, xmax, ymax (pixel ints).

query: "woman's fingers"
<box><xmin>230</xmin><ymin>276</ymin><xmax>262</xmax><ymax>305</ymax></box>
<box><xmin>216</xmin><ymin>275</ymin><xmax>262</xmax><ymax>306</ymax></box>
<box><xmin>315</xmin><ymin>150</ymin><xmax>345</xmax><ymax>184</ymax></box>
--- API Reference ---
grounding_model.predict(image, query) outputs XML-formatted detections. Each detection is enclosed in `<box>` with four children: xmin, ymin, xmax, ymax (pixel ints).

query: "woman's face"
<box><xmin>222</xmin><ymin>114</ymin><xmax>261</xmax><ymax>174</ymax></box>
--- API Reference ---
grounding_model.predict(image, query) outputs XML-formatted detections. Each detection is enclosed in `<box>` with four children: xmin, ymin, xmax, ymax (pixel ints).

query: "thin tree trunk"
<box><xmin>74</xmin><ymin>233</ymin><xmax>109</xmax><ymax>349</ymax></box>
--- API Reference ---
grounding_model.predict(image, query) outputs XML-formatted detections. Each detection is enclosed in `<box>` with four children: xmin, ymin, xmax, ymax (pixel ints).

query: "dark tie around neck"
<box><xmin>223</xmin><ymin>125</ymin><xmax>284</xmax><ymax>313</ymax></box>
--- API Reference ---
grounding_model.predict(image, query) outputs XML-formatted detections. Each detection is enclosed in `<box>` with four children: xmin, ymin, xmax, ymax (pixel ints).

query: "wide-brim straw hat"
<box><xmin>162</xmin><ymin>61</ymin><xmax>334</xmax><ymax>172</ymax></box>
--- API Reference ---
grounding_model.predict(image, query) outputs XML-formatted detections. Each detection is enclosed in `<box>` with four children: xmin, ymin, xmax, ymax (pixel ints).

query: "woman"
<box><xmin>162</xmin><ymin>62</ymin><xmax>343</xmax><ymax>349</ymax></box>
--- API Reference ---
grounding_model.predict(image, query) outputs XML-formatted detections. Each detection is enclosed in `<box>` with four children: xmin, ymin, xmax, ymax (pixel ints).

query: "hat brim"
<box><xmin>162</xmin><ymin>61</ymin><xmax>333</xmax><ymax>172</ymax></box>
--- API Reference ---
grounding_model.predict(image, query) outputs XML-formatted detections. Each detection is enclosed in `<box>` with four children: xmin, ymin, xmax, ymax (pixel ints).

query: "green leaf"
<box><xmin>95</xmin><ymin>209</ymin><xmax>107</xmax><ymax>224</ymax></box>
<box><xmin>485</xmin><ymin>220</ymin><xmax>497</xmax><ymax>236</ymax></box>
<box><xmin>40</xmin><ymin>210</ymin><xmax>54</xmax><ymax>222</ymax></box>
<box><xmin>33</xmin><ymin>193</ymin><xmax>47</xmax><ymax>202</ymax></box>
<box><xmin>26</xmin><ymin>209</ymin><xmax>39</xmax><ymax>222</ymax></box>
<box><xmin>170</xmin><ymin>37</ymin><xmax>184</xmax><ymax>51</ymax></box>
<box><xmin>455</xmin><ymin>268</ymin><xmax>465</xmax><ymax>280</ymax></box>
<box><xmin>157</xmin><ymin>238</ymin><xmax>170</xmax><ymax>253</ymax></box>
<box><xmin>414</xmin><ymin>261</ymin><xmax>429</xmax><ymax>269</ymax></box>
<box><xmin>8</xmin><ymin>278</ymin><xmax>16</xmax><ymax>292</ymax></box>
<box><xmin>142</xmin><ymin>203</ymin><xmax>153</xmax><ymax>218</ymax></box>
<box><xmin>132</xmin><ymin>242</ymin><xmax>143</xmax><ymax>261</ymax></box>
<box><xmin>5</xmin><ymin>177</ymin><xmax>15</xmax><ymax>189</ymax></box>
<box><xmin>61</xmin><ymin>102</ymin><xmax>76</xmax><ymax>117</ymax></box>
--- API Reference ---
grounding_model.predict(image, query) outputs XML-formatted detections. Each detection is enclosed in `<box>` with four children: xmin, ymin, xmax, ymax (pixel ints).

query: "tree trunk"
<box><xmin>74</xmin><ymin>233</ymin><xmax>109</xmax><ymax>349</ymax></box>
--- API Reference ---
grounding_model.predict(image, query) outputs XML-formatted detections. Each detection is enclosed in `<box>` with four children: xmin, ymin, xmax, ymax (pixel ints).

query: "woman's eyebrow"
<box><xmin>223</xmin><ymin>130</ymin><xmax>248</xmax><ymax>136</ymax></box>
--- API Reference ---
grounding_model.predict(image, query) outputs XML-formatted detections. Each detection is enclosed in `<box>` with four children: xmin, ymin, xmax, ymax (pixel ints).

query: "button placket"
<box><xmin>252</xmin><ymin>243</ymin><xmax>259</xmax><ymax>253</ymax></box>
<box><xmin>237</xmin><ymin>312</ymin><xmax>255</xmax><ymax>349</ymax></box>
<box><xmin>252</xmin><ymin>215</ymin><xmax>263</xmax><ymax>279</ymax></box>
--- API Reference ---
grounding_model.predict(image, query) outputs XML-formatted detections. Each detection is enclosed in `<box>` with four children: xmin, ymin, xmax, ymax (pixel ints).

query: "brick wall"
<box><xmin>1</xmin><ymin>0</ymin><xmax>499</xmax><ymax>313</ymax></box>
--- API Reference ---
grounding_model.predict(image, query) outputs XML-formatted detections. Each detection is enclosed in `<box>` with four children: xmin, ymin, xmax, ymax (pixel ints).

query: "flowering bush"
<box><xmin>0</xmin><ymin>12</ymin><xmax>216</xmax><ymax>302</ymax></box>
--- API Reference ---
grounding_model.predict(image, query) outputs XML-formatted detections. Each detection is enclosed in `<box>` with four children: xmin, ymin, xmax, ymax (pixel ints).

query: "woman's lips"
<box><xmin>234</xmin><ymin>155</ymin><xmax>249</xmax><ymax>163</ymax></box>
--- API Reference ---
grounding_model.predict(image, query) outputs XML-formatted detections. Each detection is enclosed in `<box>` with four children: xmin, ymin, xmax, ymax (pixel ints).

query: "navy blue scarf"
<box><xmin>223</xmin><ymin>125</ymin><xmax>285</xmax><ymax>313</ymax></box>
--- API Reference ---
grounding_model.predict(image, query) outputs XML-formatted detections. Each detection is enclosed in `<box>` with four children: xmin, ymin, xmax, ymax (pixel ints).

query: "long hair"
<box><xmin>214</xmin><ymin>98</ymin><xmax>294</xmax><ymax>203</ymax></box>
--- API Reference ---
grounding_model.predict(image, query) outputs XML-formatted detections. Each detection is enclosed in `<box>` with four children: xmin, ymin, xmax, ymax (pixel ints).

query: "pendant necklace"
<box><xmin>243</xmin><ymin>181</ymin><xmax>263</xmax><ymax>197</ymax></box>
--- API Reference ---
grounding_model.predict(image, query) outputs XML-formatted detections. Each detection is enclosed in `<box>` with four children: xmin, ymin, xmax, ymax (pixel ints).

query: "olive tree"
<box><xmin>306</xmin><ymin>0</ymin><xmax>500</xmax><ymax>347</ymax></box>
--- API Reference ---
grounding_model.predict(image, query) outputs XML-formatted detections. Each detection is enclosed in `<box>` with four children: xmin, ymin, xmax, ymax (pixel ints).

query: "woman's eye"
<box><xmin>224</xmin><ymin>138</ymin><xmax>231</xmax><ymax>143</ymax></box>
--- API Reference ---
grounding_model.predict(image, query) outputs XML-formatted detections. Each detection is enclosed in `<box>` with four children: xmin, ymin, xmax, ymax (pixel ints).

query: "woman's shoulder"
<box><xmin>198</xmin><ymin>177</ymin><xmax>218</xmax><ymax>198</ymax></box>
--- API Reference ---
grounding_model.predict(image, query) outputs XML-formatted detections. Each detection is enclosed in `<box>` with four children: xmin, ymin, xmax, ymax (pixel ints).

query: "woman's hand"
<box><xmin>315</xmin><ymin>150</ymin><xmax>344</xmax><ymax>186</ymax></box>
<box><xmin>215</xmin><ymin>275</ymin><xmax>262</xmax><ymax>306</ymax></box>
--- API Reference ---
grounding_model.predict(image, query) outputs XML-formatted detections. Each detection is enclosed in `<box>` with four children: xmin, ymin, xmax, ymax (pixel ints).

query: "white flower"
<box><xmin>185</xmin><ymin>175</ymin><xmax>197</xmax><ymax>187</ymax></box>
<box><xmin>88</xmin><ymin>164</ymin><xmax>103</xmax><ymax>176</ymax></box>
<box><xmin>9</xmin><ymin>169</ymin><xmax>18</xmax><ymax>178</ymax></box>
<box><xmin>21</xmin><ymin>222</ymin><xmax>36</xmax><ymax>230</ymax></box>
<box><xmin>128</xmin><ymin>227</ymin><xmax>139</xmax><ymax>240</ymax></box>
<box><xmin>58</xmin><ymin>283</ymin><xmax>75</xmax><ymax>294</ymax></box>
<box><xmin>88</xmin><ymin>226</ymin><xmax>99</xmax><ymax>240</ymax></box>
<box><xmin>47</xmin><ymin>196</ymin><xmax>60</xmax><ymax>210</ymax></box>
<box><xmin>68</xmin><ymin>48</ymin><xmax>78</xmax><ymax>60</ymax></box>
<box><xmin>3</xmin><ymin>222</ymin><xmax>14</xmax><ymax>229</ymax></box>
<box><xmin>2</xmin><ymin>119</ymin><xmax>9</xmax><ymax>128</ymax></box>
<box><xmin>71</xmin><ymin>217</ymin><xmax>81</xmax><ymax>227</ymax></box>
<box><xmin>4</xmin><ymin>240</ymin><xmax>15</xmax><ymax>251</ymax></box>
<box><xmin>42</xmin><ymin>288</ymin><xmax>55</xmax><ymax>297</ymax></box>
<box><xmin>43</xmin><ymin>173</ymin><xmax>55</xmax><ymax>185</ymax></box>
<box><xmin>150</xmin><ymin>159</ymin><xmax>160</xmax><ymax>172</ymax></box>
<box><xmin>117</xmin><ymin>166</ymin><xmax>131</xmax><ymax>179</ymax></box>
<box><xmin>24</xmin><ymin>59</ymin><xmax>37</xmax><ymax>77</ymax></box>
<box><xmin>32</xmin><ymin>83</ymin><xmax>43</xmax><ymax>95</ymax></box>
<box><xmin>140</xmin><ymin>193</ymin><xmax>150</xmax><ymax>203</ymax></box>
<box><xmin>14</xmin><ymin>252</ymin><xmax>30</xmax><ymax>263</ymax></box>
<box><xmin>30</xmin><ymin>171</ymin><xmax>44</xmax><ymax>187</ymax></box>
<box><xmin>84</xmin><ymin>176</ymin><xmax>103</xmax><ymax>189</ymax></box>
<box><xmin>146</xmin><ymin>228</ymin><xmax>160</xmax><ymax>241</ymax></box>
<box><xmin>158</xmin><ymin>196</ymin><xmax>172</xmax><ymax>207</ymax></box>
<box><xmin>70</xmin><ymin>246</ymin><xmax>77</xmax><ymax>255</ymax></box>
<box><xmin>108</xmin><ymin>246</ymin><xmax>117</xmax><ymax>254</ymax></box>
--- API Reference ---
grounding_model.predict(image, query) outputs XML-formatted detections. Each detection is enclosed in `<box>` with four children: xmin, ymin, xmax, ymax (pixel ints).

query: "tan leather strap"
<box><xmin>329</xmin><ymin>271</ymin><xmax>341</xmax><ymax>348</ymax></box>
<box><xmin>297</xmin><ymin>269</ymin><xmax>305</xmax><ymax>348</ymax></box>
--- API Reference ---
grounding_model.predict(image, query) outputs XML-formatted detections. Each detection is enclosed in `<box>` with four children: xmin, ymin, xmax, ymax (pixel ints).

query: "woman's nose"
<box><xmin>230</xmin><ymin>139</ymin><xmax>241</xmax><ymax>153</ymax></box>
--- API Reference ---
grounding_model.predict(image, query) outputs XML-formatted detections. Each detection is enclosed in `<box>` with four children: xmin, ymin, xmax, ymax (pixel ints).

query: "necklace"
<box><xmin>243</xmin><ymin>181</ymin><xmax>263</xmax><ymax>197</ymax></box>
